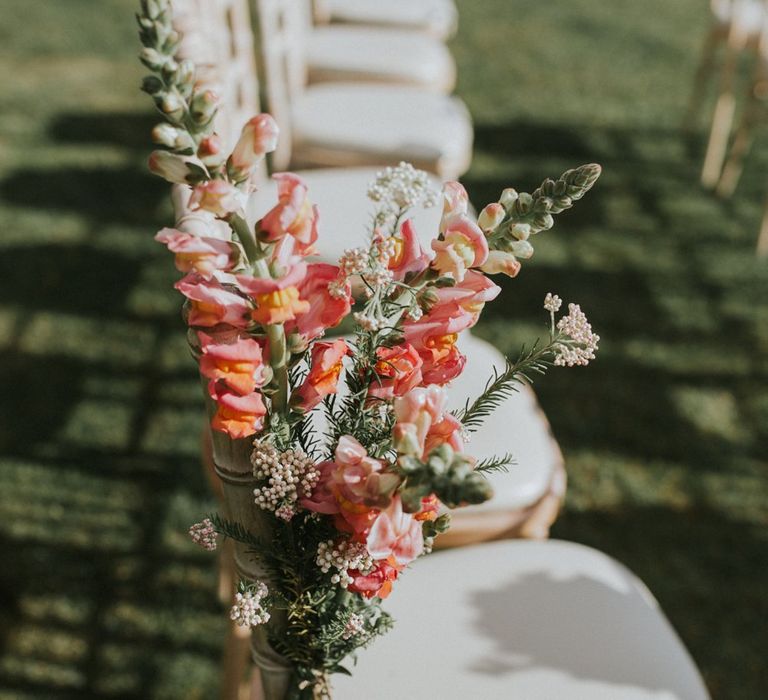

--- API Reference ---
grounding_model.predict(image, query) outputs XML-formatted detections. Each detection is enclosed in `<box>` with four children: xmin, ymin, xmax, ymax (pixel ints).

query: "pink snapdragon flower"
<box><xmin>432</xmin><ymin>270</ymin><xmax>501</xmax><ymax>320</ymax></box>
<box><xmin>198</xmin><ymin>332</ymin><xmax>268</xmax><ymax>395</ymax></box>
<box><xmin>284</xmin><ymin>263</ymin><xmax>352</xmax><ymax>342</ymax></box>
<box><xmin>440</xmin><ymin>181</ymin><xmax>469</xmax><ymax>233</ymax></box>
<box><xmin>368</xmin><ymin>343</ymin><xmax>423</xmax><ymax>400</ymax></box>
<box><xmin>155</xmin><ymin>228</ymin><xmax>236</xmax><ymax>278</ymax></box>
<box><xmin>175</xmin><ymin>275</ymin><xmax>251</xmax><ymax>328</ymax></box>
<box><xmin>228</xmin><ymin>114</ymin><xmax>279</xmax><ymax>182</ymax></box>
<box><xmin>387</xmin><ymin>219</ymin><xmax>431</xmax><ymax>281</ymax></box>
<box><xmin>348</xmin><ymin>556</ymin><xmax>402</xmax><ymax>599</ymax></box>
<box><xmin>366</xmin><ymin>496</ymin><xmax>424</xmax><ymax>565</ymax></box>
<box><xmin>392</xmin><ymin>385</ymin><xmax>448</xmax><ymax>457</ymax></box>
<box><xmin>292</xmin><ymin>340</ymin><xmax>349</xmax><ymax>412</ymax></box>
<box><xmin>189</xmin><ymin>179</ymin><xmax>242</xmax><ymax>217</ymax></box>
<box><xmin>208</xmin><ymin>380</ymin><xmax>267</xmax><ymax>439</ymax></box>
<box><xmin>235</xmin><ymin>262</ymin><xmax>310</xmax><ymax>326</ymax></box>
<box><xmin>431</xmin><ymin>215</ymin><xmax>489</xmax><ymax>282</ymax></box>
<box><xmin>259</xmin><ymin>173</ymin><xmax>319</xmax><ymax>252</ymax></box>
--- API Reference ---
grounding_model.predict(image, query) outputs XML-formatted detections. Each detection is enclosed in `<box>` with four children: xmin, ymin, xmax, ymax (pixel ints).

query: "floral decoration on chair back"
<box><xmin>138</xmin><ymin>1</ymin><xmax>601</xmax><ymax>697</ymax></box>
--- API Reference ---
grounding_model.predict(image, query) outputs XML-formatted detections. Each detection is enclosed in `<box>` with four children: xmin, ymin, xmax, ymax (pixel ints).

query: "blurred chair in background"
<box><xmin>300</xmin><ymin>0</ymin><xmax>457</xmax><ymax>92</ymax></box>
<box><xmin>254</xmin><ymin>0</ymin><xmax>473</xmax><ymax>178</ymax></box>
<box><xmin>311</xmin><ymin>0</ymin><xmax>458</xmax><ymax>40</ymax></box>
<box><xmin>712</xmin><ymin>12</ymin><xmax>768</xmax><ymax>253</ymax></box>
<box><xmin>684</xmin><ymin>0</ymin><xmax>768</xmax><ymax>187</ymax></box>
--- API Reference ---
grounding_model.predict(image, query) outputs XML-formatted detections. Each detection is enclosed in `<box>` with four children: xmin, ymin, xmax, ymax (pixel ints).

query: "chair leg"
<box><xmin>701</xmin><ymin>31</ymin><xmax>747</xmax><ymax>188</ymax></box>
<box><xmin>220</xmin><ymin>615</ymin><xmax>253</xmax><ymax>700</ymax></box>
<box><xmin>757</xmin><ymin>191</ymin><xmax>768</xmax><ymax>255</ymax></box>
<box><xmin>716</xmin><ymin>94</ymin><xmax>760</xmax><ymax>198</ymax></box>
<box><xmin>683</xmin><ymin>28</ymin><xmax>722</xmax><ymax>134</ymax></box>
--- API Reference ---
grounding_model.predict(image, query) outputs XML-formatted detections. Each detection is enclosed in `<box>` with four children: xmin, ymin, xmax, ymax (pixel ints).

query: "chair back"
<box><xmin>253</xmin><ymin>0</ymin><xmax>313</xmax><ymax>169</ymax></box>
<box><xmin>172</xmin><ymin>0</ymin><xmax>260</xmax><ymax>150</ymax></box>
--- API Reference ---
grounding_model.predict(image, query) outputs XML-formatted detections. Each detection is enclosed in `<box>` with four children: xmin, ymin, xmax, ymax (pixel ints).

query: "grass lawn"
<box><xmin>0</xmin><ymin>0</ymin><xmax>766</xmax><ymax>697</ymax></box>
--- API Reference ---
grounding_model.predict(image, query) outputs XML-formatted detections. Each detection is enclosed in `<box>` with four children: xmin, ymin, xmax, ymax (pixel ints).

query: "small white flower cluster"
<box><xmin>543</xmin><ymin>292</ymin><xmax>562</xmax><ymax>313</ymax></box>
<box><xmin>316</xmin><ymin>539</ymin><xmax>374</xmax><ymax>588</ymax></box>
<box><xmin>342</xmin><ymin>613</ymin><xmax>366</xmax><ymax>640</ymax></box>
<box><xmin>353</xmin><ymin>312</ymin><xmax>385</xmax><ymax>332</ymax></box>
<box><xmin>367</xmin><ymin>161</ymin><xmax>438</xmax><ymax>210</ymax></box>
<box><xmin>251</xmin><ymin>440</ymin><xmax>320</xmax><ymax>521</ymax></box>
<box><xmin>230</xmin><ymin>581</ymin><xmax>270</xmax><ymax>628</ymax></box>
<box><xmin>338</xmin><ymin>246</ymin><xmax>368</xmax><ymax>277</ymax></box>
<box><xmin>554</xmin><ymin>303</ymin><xmax>600</xmax><ymax>367</ymax></box>
<box><xmin>188</xmin><ymin>518</ymin><xmax>217</xmax><ymax>551</ymax></box>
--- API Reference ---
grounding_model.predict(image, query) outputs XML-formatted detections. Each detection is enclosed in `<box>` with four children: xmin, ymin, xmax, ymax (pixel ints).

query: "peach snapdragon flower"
<box><xmin>430</xmin><ymin>215</ymin><xmax>489</xmax><ymax>282</ymax></box>
<box><xmin>155</xmin><ymin>228</ymin><xmax>236</xmax><ymax>278</ymax></box>
<box><xmin>175</xmin><ymin>275</ymin><xmax>251</xmax><ymax>328</ymax></box>
<box><xmin>208</xmin><ymin>380</ymin><xmax>267</xmax><ymax>439</ymax></box>
<box><xmin>293</xmin><ymin>340</ymin><xmax>349</xmax><ymax>412</ymax></box>
<box><xmin>260</xmin><ymin>173</ymin><xmax>319</xmax><ymax>253</ymax></box>
<box><xmin>189</xmin><ymin>179</ymin><xmax>243</xmax><ymax>217</ymax></box>
<box><xmin>236</xmin><ymin>263</ymin><xmax>310</xmax><ymax>326</ymax></box>
<box><xmin>198</xmin><ymin>332</ymin><xmax>268</xmax><ymax>395</ymax></box>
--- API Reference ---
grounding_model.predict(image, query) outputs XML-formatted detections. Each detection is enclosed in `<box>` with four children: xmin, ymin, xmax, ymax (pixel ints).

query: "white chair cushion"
<box><xmin>291</xmin><ymin>84</ymin><xmax>473</xmax><ymax>177</ymax></box>
<box><xmin>711</xmin><ymin>0</ymin><xmax>766</xmax><ymax>34</ymax></box>
<box><xmin>451</xmin><ymin>333</ymin><xmax>561</xmax><ymax>512</ymax></box>
<box><xmin>307</xmin><ymin>26</ymin><xmax>455</xmax><ymax>91</ymax></box>
<box><xmin>324</xmin><ymin>0</ymin><xmax>458</xmax><ymax>40</ymax></box>
<box><xmin>333</xmin><ymin>540</ymin><xmax>710</xmax><ymax>700</ymax></box>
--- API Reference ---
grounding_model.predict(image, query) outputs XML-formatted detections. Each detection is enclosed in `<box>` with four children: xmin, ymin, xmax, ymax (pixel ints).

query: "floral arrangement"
<box><xmin>138</xmin><ymin>1</ymin><xmax>600</xmax><ymax>697</ymax></box>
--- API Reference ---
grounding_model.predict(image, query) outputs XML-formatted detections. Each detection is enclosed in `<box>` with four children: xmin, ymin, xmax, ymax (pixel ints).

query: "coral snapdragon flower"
<box><xmin>227</xmin><ymin>114</ymin><xmax>279</xmax><ymax>182</ymax></box>
<box><xmin>208</xmin><ymin>380</ymin><xmax>267</xmax><ymax>439</ymax></box>
<box><xmin>393</xmin><ymin>385</ymin><xmax>463</xmax><ymax>459</ymax></box>
<box><xmin>284</xmin><ymin>263</ymin><xmax>351</xmax><ymax>342</ymax></box>
<box><xmin>189</xmin><ymin>179</ymin><xmax>242</xmax><ymax>218</ymax></box>
<box><xmin>259</xmin><ymin>173</ymin><xmax>319</xmax><ymax>252</ymax></box>
<box><xmin>292</xmin><ymin>339</ymin><xmax>350</xmax><ymax>412</ymax></box>
<box><xmin>198</xmin><ymin>332</ymin><xmax>268</xmax><ymax>395</ymax></box>
<box><xmin>348</xmin><ymin>556</ymin><xmax>402</xmax><ymax>599</ymax></box>
<box><xmin>431</xmin><ymin>214</ymin><xmax>489</xmax><ymax>282</ymax></box>
<box><xmin>236</xmin><ymin>263</ymin><xmax>310</xmax><ymax>326</ymax></box>
<box><xmin>387</xmin><ymin>219</ymin><xmax>431</xmax><ymax>281</ymax></box>
<box><xmin>368</xmin><ymin>343</ymin><xmax>423</xmax><ymax>400</ymax></box>
<box><xmin>366</xmin><ymin>496</ymin><xmax>424</xmax><ymax>566</ymax></box>
<box><xmin>175</xmin><ymin>275</ymin><xmax>251</xmax><ymax>328</ymax></box>
<box><xmin>155</xmin><ymin>228</ymin><xmax>235</xmax><ymax>278</ymax></box>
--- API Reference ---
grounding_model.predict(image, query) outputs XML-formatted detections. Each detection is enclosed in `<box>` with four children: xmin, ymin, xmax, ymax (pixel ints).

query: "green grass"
<box><xmin>0</xmin><ymin>0</ymin><xmax>766</xmax><ymax>697</ymax></box>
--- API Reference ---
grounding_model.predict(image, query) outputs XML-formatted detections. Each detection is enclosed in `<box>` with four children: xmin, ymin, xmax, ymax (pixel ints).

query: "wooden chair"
<box><xmin>685</xmin><ymin>0</ymin><xmax>768</xmax><ymax>187</ymax></box>
<box><xmin>254</xmin><ymin>0</ymin><xmax>473</xmax><ymax>179</ymax></box>
<box><xmin>312</xmin><ymin>0</ymin><xmax>459</xmax><ymax>41</ymax></box>
<box><xmin>706</xmin><ymin>13</ymin><xmax>768</xmax><ymax>254</ymax></box>
<box><xmin>290</xmin><ymin>0</ymin><xmax>457</xmax><ymax>92</ymax></box>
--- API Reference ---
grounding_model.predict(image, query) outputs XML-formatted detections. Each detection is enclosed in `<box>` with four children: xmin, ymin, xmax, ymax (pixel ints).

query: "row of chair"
<box><xmin>687</xmin><ymin>0</ymin><xmax>768</xmax><ymax>253</ymax></box>
<box><xmin>165</xmin><ymin>2</ymin><xmax>710</xmax><ymax>698</ymax></box>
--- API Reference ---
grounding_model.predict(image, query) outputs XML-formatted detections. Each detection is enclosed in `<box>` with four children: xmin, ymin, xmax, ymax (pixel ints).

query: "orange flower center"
<box><xmin>251</xmin><ymin>286</ymin><xmax>308</xmax><ymax>324</ymax></box>
<box><xmin>425</xmin><ymin>333</ymin><xmax>458</xmax><ymax>357</ymax></box>
<box><xmin>388</xmin><ymin>236</ymin><xmax>405</xmax><ymax>269</ymax></box>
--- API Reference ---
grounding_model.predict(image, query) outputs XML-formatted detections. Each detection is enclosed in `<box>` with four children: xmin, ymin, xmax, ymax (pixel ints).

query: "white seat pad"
<box><xmin>325</xmin><ymin>0</ymin><xmax>458</xmax><ymax>39</ymax></box>
<box><xmin>452</xmin><ymin>333</ymin><xmax>560</xmax><ymax>512</ymax></box>
<box><xmin>291</xmin><ymin>84</ymin><xmax>473</xmax><ymax>173</ymax></box>
<box><xmin>307</xmin><ymin>26</ymin><xmax>455</xmax><ymax>90</ymax></box>
<box><xmin>333</xmin><ymin>540</ymin><xmax>710</xmax><ymax>700</ymax></box>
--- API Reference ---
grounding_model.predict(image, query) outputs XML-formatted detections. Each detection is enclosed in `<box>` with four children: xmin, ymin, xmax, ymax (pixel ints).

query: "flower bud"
<box><xmin>158</xmin><ymin>92</ymin><xmax>185</xmax><ymax>121</ymax></box>
<box><xmin>189</xmin><ymin>89</ymin><xmax>219</xmax><ymax>125</ymax></box>
<box><xmin>509</xmin><ymin>222</ymin><xmax>531</xmax><ymax>240</ymax></box>
<box><xmin>479</xmin><ymin>250</ymin><xmax>521</xmax><ymax>277</ymax></box>
<box><xmin>148</xmin><ymin>150</ymin><xmax>199</xmax><ymax>184</ymax></box>
<box><xmin>141</xmin><ymin>75</ymin><xmax>164</xmax><ymax>95</ymax></box>
<box><xmin>227</xmin><ymin>114</ymin><xmax>280</xmax><ymax>182</ymax></box>
<box><xmin>198</xmin><ymin>134</ymin><xmax>224</xmax><ymax>167</ymax></box>
<box><xmin>417</xmin><ymin>287</ymin><xmax>440</xmax><ymax>313</ymax></box>
<box><xmin>286</xmin><ymin>332</ymin><xmax>309</xmax><ymax>355</ymax></box>
<box><xmin>151</xmin><ymin>123</ymin><xmax>194</xmax><ymax>151</ymax></box>
<box><xmin>393</xmin><ymin>424</ymin><xmax>421</xmax><ymax>457</ymax></box>
<box><xmin>499</xmin><ymin>188</ymin><xmax>518</xmax><ymax>208</ymax></box>
<box><xmin>139</xmin><ymin>47</ymin><xmax>164</xmax><ymax>70</ymax></box>
<box><xmin>175</xmin><ymin>60</ymin><xmax>195</xmax><ymax>90</ymax></box>
<box><xmin>477</xmin><ymin>202</ymin><xmax>505</xmax><ymax>232</ymax></box>
<box><xmin>509</xmin><ymin>240</ymin><xmax>534</xmax><ymax>259</ymax></box>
